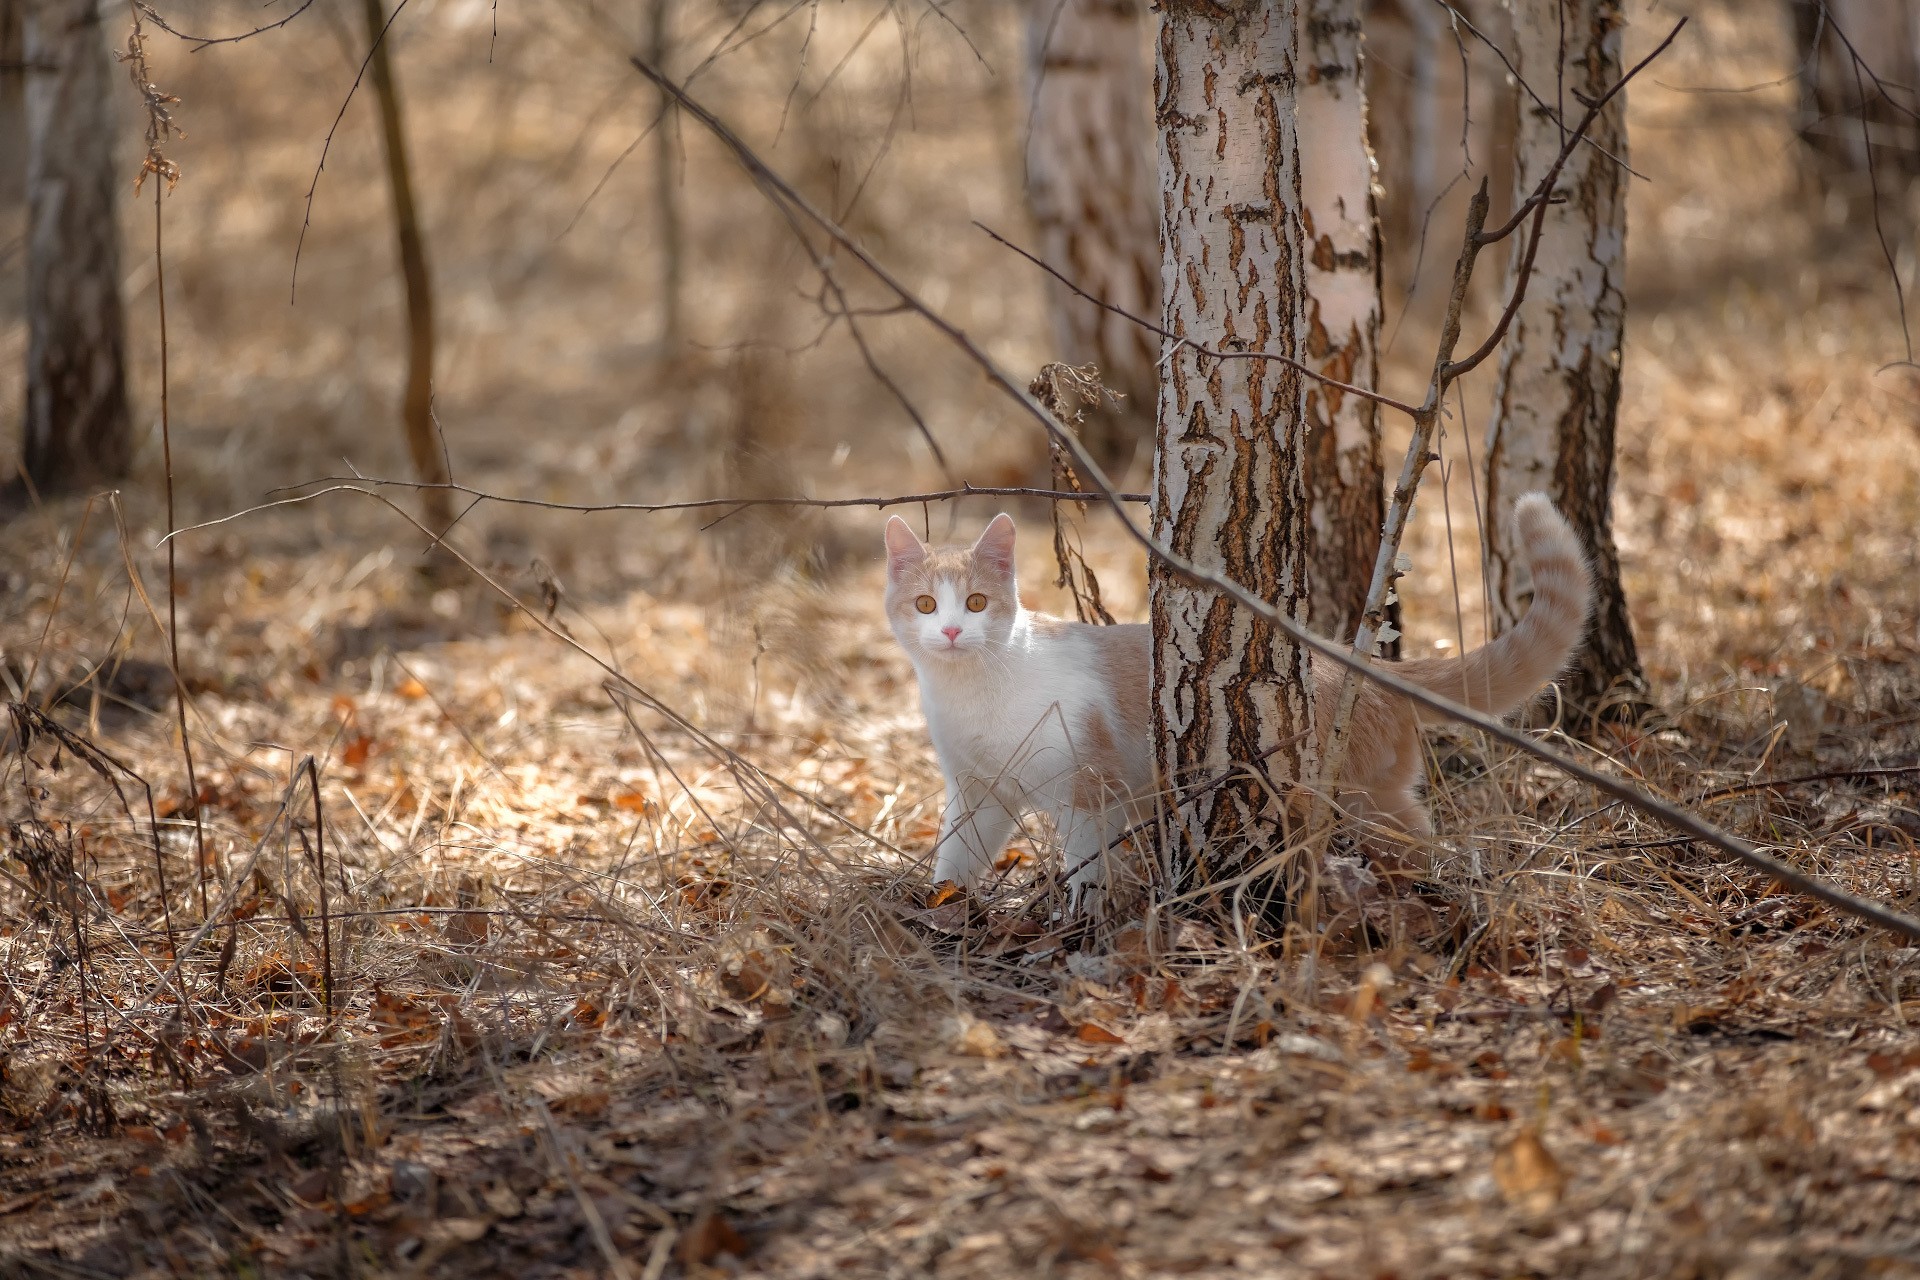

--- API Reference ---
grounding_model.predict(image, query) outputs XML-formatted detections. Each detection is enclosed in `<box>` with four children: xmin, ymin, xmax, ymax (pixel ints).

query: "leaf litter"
<box><xmin>3</xmin><ymin>3</ymin><xmax>1920</xmax><ymax>1277</ymax></box>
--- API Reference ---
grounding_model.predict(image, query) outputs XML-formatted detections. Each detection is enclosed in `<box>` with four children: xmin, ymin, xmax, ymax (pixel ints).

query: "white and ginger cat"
<box><xmin>883</xmin><ymin>495</ymin><xmax>1592</xmax><ymax>908</ymax></box>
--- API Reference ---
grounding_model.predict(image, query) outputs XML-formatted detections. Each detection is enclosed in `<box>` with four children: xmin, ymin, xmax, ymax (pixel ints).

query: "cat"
<box><xmin>882</xmin><ymin>494</ymin><xmax>1592</xmax><ymax>909</ymax></box>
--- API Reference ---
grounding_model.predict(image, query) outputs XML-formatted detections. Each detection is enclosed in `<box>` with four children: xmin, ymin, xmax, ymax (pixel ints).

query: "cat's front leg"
<box><xmin>930</xmin><ymin>774</ymin><xmax>1018</xmax><ymax>889</ymax></box>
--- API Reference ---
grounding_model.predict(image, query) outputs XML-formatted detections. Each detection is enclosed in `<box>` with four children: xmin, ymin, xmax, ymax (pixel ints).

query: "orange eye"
<box><xmin>966</xmin><ymin>593</ymin><xmax>988</xmax><ymax>613</ymax></box>
<box><xmin>915</xmin><ymin>595</ymin><xmax>936</xmax><ymax>615</ymax></box>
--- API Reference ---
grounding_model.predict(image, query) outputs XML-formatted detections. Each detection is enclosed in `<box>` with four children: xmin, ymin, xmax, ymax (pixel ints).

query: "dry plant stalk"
<box><xmin>120</xmin><ymin>5</ymin><xmax>209</xmax><ymax>917</ymax></box>
<box><xmin>1030</xmin><ymin>361</ymin><xmax>1117</xmax><ymax>626</ymax></box>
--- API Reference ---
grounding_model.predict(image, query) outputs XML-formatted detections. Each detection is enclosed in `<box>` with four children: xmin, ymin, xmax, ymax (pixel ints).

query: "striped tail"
<box><xmin>1396</xmin><ymin>493</ymin><xmax>1594</xmax><ymax>720</ymax></box>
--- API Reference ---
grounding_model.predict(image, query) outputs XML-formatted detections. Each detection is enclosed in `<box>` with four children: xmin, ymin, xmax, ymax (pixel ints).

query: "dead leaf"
<box><xmin>1867</xmin><ymin>1049</ymin><xmax>1920</xmax><ymax>1078</ymax></box>
<box><xmin>610</xmin><ymin>790</ymin><xmax>655</xmax><ymax>814</ymax></box>
<box><xmin>287</xmin><ymin>1168</ymin><xmax>330</xmax><ymax>1204</ymax></box>
<box><xmin>555</xmin><ymin>1089</ymin><xmax>610</xmax><ymax>1120</ymax></box>
<box><xmin>947</xmin><ymin>1015</ymin><xmax>1007</xmax><ymax>1059</ymax></box>
<box><xmin>678</xmin><ymin>1210</ymin><xmax>747</xmax><ymax>1265</ymax></box>
<box><xmin>1075</xmin><ymin>1022</ymin><xmax>1125</xmax><ymax>1046</ymax></box>
<box><xmin>1492</xmin><ymin>1128</ymin><xmax>1565</xmax><ymax>1213</ymax></box>
<box><xmin>395</xmin><ymin>677</ymin><xmax>429</xmax><ymax>700</ymax></box>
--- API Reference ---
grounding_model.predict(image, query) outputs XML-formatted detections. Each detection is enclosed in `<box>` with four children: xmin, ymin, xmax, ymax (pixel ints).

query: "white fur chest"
<box><xmin>910</xmin><ymin>620</ymin><xmax>1097</xmax><ymax>803</ymax></box>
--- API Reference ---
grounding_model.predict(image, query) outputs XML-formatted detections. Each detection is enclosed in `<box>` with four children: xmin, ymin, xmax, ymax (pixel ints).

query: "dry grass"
<box><xmin>4</xmin><ymin>1</ymin><xmax>1920</xmax><ymax>1277</ymax></box>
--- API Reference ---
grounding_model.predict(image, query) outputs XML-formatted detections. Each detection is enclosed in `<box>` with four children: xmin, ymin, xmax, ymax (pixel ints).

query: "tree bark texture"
<box><xmin>1152</xmin><ymin>0</ymin><xmax>1315</xmax><ymax>889</ymax></box>
<box><xmin>1299</xmin><ymin>0</ymin><xmax>1385</xmax><ymax>646</ymax></box>
<box><xmin>1483</xmin><ymin>0</ymin><xmax>1644</xmax><ymax>718</ymax></box>
<box><xmin>1023</xmin><ymin>0</ymin><xmax>1160</xmax><ymax>472</ymax></box>
<box><xmin>361</xmin><ymin>0</ymin><xmax>451</xmax><ymax>536</ymax></box>
<box><xmin>21</xmin><ymin>0</ymin><xmax>130</xmax><ymax>491</ymax></box>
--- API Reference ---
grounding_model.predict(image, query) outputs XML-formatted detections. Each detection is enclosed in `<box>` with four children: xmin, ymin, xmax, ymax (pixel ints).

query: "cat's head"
<box><xmin>883</xmin><ymin>514</ymin><xmax>1019</xmax><ymax>661</ymax></box>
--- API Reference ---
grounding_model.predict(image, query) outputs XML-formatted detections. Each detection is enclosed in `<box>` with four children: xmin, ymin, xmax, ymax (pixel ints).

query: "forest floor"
<box><xmin>4</xmin><ymin>1</ymin><xmax>1920</xmax><ymax>1277</ymax></box>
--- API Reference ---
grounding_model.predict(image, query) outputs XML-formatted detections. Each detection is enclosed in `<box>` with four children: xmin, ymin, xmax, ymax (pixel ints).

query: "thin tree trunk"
<box><xmin>1791</xmin><ymin>0</ymin><xmax>1920</xmax><ymax>175</ymax></box>
<box><xmin>1023</xmin><ymin>0</ymin><xmax>1159</xmax><ymax>474</ymax></box>
<box><xmin>648</xmin><ymin>0</ymin><xmax>682</xmax><ymax>348</ymax></box>
<box><xmin>360</xmin><ymin>0</ymin><xmax>451</xmax><ymax>537</ymax></box>
<box><xmin>19</xmin><ymin>0</ymin><xmax>129</xmax><ymax>493</ymax></box>
<box><xmin>1152</xmin><ymin>0</ymin><xmax>1314</xmax><ymax>895</ymax></box>
<box><xmin>1483</xmin><ymin>0</ymin><xmax>1644</xmax><ymax>721</ymax></box>
<box><xmin>1299</xmin><ymin>0</ymin><xmax>1386</xmax><ymax>648</ymax></box>
<box><xmin>1</xmin><ymin>0</ymin><xmax>24</xmax><ymax>211</ymax></box>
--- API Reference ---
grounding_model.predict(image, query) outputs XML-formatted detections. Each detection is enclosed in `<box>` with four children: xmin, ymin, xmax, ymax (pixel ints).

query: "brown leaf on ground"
<box><xmin>678</xmin><ymin>1210</ymin><xmax>747</xmax><ymax>1265</ymax></box>
<box><xmin>1493</xmin><ymin>1128</ymin><xmax>1566</xmax><ymax>1214</ymax></box>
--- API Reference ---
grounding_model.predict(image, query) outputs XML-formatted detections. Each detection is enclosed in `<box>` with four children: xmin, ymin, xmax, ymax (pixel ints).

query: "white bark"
<box><xmin>1152</xmin><ymin>0</ymin><xmax>1314</xmax><ymax>888</ymax></box>
<box><xmin>22</xmin><ymin>0</ymin><xmax>129</xmax><ymax>490</ymax></box>
<box><xmin>1483</xmin><ymin>0</ymin><xmax>1642</xmax><ymax>714</ymax></box>
<box><xmin>1023</xmin><ymin>0</ymin><xmax>1159</xmax><ymax>469</ymax></box>
<box><xmin>1299</xmin><ymin>0</ymin><xmax>1384</xmax><ymax>644</ymax></box>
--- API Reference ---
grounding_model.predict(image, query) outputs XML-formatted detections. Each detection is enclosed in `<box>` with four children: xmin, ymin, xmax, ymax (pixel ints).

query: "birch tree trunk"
<box><xmin>1023</xmin><ymin>0</ymin><xmax>1159</xmax><ymax>472</ymax></box>
<box><xmin>1299</xmin><ymin>0</ymin><xmax>1385</xmax><ymax>647</ymax></box>
<box><xmin>20</xmin><ymin>0</ymin><xmax>130</xmax><ymax>492</ymax></box>
<box><xmin>1483</xmin><ymin>0</ymin><xmax>1644</xmax><ymax>720</ymax></box>
<box><xmin>1152</xmin><ymin>0</ymin><xmax>1315</xmax><ymax>893</ymax></box>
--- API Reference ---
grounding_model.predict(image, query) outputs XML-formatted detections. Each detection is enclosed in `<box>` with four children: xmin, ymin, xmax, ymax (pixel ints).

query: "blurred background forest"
<box><xmin>4</xmin><ymin>1</ymin><xmax>1920</xmax><ymax>1277</ymax></box>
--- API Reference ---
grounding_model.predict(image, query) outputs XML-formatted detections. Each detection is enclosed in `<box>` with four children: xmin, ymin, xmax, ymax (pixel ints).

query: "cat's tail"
<box><xmin>1395</xmin><ymin>493</ymin><xmax>1593</xmax><ymax>721</ymax></box>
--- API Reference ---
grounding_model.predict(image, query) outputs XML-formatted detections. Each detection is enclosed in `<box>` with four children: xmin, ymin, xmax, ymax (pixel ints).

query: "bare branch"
<box><xmin>974</xmin><ymin>220</ymin><xmax>1425</xmax><ymax>420</ymax></box>
<box><xmin>133</xmin><ymin>0</ymin><xmax>316</xmax><ymax>52</ymax></box>
<box><xmin>165</xmin><ymin>478</ymin><xmax>1148</xmax><ymax>543</ymax></box>
<box><xmin>1473</xmin><ymin>18</ymin><xmax>1683</xmax><ymax>249</ymax></box>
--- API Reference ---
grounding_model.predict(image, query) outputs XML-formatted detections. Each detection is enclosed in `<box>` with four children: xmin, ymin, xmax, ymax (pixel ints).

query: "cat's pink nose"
<box><xmin>941</xmin><ymin>625</ymin><xmax>961</xmax><ymax>642</ymax></box>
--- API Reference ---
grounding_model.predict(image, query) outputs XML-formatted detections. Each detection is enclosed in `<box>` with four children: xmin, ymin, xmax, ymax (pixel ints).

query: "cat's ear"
<box><xmin>972</xmin><ymin>513</ymin><xmax>1016</xmax><ymax>577</ymax></box>
<box><xmin>884</xmin><ymin>515</ymin><xmax>927</xmax><ymax>578</ymax></box>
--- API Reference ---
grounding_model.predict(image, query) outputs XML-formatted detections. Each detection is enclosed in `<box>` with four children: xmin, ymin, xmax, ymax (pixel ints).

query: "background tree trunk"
<box><xmin>1023</xmin><ymin>0</ymin><xmax>1159</xmax><ymax>474</ymax></box>
<box><xmin>361</xmin><ymin>0</ymin><xmax>451</xmax><ymax>538</ymax></box>
<box><xmin>1152</xmin><ymin>0</ymin><xmax>1314</xmax><ymax>894</ymax></box>
<box><xmin>19</xmin><ymin>0</ymin><xmax>130</xmax><ymax>493</ymax></box>
<box><xmin>648</xmin><ymin>0</ymin><xmax>683</xmax><ymax>349</ymax></box>
<box><xmin>1</xmin><ymin>0</ymin><xmax>24</xmax><ymax>212</ymax></box>
<box><xmin>1789</xmin><ymin>0</ymin><xmax>1920</xmax><ymax>176</ymax></box>
<box><xmin>1483</xmin><ymin>0</ymin><xmax>1645</xmax><ymax>721</ymax></box>
<box><xmin>1299</xmin><ymin>0</ymin><xmax>1386</xmax><ymax>648</ymax></box>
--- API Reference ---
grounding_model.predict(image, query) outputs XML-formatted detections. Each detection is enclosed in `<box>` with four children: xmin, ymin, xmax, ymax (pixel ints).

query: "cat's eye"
<box><xmin>915</xmin><ymin>595</ymin><xmax>937</xmax><ymax>615</ymax></box>
<box><xmin>966</xmin><ymin>593</ymin><xmax>988</xmax><ymax>613</ymax></box>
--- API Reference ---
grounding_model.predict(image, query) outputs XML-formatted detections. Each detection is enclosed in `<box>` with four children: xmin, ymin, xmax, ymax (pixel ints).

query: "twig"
<box><xmin>125</xmin><ymin>11</ymin><xmax>209</xmax><ymax>920</ymax></box>
<box><xmin>163</xmin><ymin>479</ymin><xmax>1148</xmax><ymax>542</ymax></box>
<box><xmin>291</xmin><ymin>0</ymin><xmax>416</xmax><ymax>302</ymax></box>
<box><xmin>306</xmin><ymin>757</ymin><xmax>334</xmax><ymax>1022</ymax></box>
<box><xmin>1306</xmin><ymin>179</ymin><xmax>1494</xmax><ymax>871</ymax></box>
<box><xmin>134</xmin><ymin>0</ymin><xmax>317</xmax><ymax>52</ymax></box>
<box><xmin>1471</xmin><ymin>20</ymin><xmax>1684</xmax><ymax>249</ymax></box>
<box><xmin>626</xmin><ymin>49</ymin><xmax>1920</xmax><ymax>943</ymax></box>
<box><xmin>1698</xmin><ymin>764</ymin><xmax>1920</xmax><ymax>804</ymax></box>
<box><xmin>530</xmin><ymin>1097</ymin><xmax>637</xmax><ymax>1280</ymax></box>
<box><xmin>974</xmin><ymin>220</ymin><xmax>1425</xmax><ymax>420</ymax></box>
